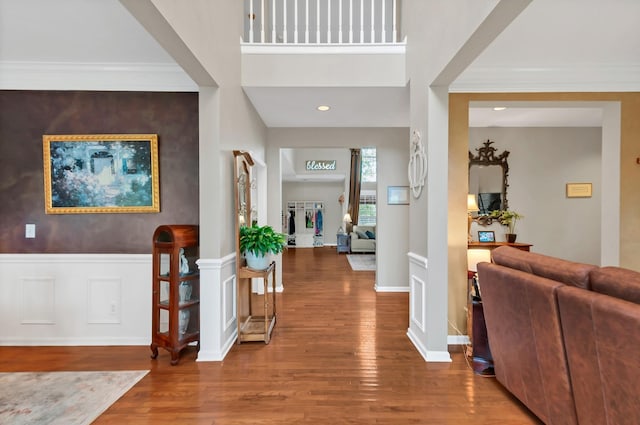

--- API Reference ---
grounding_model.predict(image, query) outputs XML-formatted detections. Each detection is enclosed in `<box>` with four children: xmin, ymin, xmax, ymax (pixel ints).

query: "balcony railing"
<box><xmin>243</xmin><ymin>0</ymin><xmax>400</xmax><ymax>44</ymax></box>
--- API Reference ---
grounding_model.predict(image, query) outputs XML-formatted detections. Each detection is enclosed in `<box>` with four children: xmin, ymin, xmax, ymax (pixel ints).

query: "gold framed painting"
<box><xmin>42</xmin><ymin>134</ymin><xmax>160</xmax><ymax>214</ymax></box>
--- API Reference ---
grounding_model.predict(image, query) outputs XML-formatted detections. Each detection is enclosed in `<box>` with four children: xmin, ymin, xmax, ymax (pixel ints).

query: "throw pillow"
<box><xmin>365</xmin><ymin>230</ymin><xmax>376</xmax><ymax>239</ymax></box>
<box><xmin>355</xmin><ymin>230</ymin><xmax>369</xmax><ymax>239</ymax></box>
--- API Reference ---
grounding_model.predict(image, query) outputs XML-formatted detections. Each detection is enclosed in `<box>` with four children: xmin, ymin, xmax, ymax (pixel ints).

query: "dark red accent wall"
<box><xmin>0</xmin><ymin>90</ymin><xmax>199</xmax><ymax>254</ymax></box>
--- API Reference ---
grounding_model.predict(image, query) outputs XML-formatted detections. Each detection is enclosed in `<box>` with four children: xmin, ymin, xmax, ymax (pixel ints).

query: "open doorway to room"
<box><xmin>467</xmin><ymin>100</ymin><xmax>620</xmax><ymax>266</ymax></box>
<box><xmin>280</xmin><ymin>147</ymin><xmax>378</xmax><ymax>273</ymax></box>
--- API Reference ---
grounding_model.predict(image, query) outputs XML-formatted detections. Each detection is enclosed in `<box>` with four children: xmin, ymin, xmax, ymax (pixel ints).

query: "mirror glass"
<box><xmin>469</xmin><ymin>140</ymin><xmax>509</xmax><ymax>217</ymax></box>
<box><xmin>237</xmin><ymin>163</ymin><xmax>249</xmax><ymax>226</ymax></box>
<box><xmin>234</xmin><ymin>152</ymin><xmax>253</xmax><ymax>228</ymax></box>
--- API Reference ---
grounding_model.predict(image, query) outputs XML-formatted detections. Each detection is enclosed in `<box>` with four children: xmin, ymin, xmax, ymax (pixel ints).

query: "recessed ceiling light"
<box><xmin>317</xmin><ymin>105</ymin><xmax>330</xmax><ymax>112</ymax></box>
<box><xmin>493</xmin><ymin>106</ymin><xmax>507</xmax><ymax>111</ymax></box>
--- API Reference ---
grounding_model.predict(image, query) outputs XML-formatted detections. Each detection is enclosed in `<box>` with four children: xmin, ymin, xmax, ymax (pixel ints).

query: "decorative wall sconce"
<box><xmin>408</xmin><ymin>130</ymin><xmax>427</xmax><ymax>199</ymax></box>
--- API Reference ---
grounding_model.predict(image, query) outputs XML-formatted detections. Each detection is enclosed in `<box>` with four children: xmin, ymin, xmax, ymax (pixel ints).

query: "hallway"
<box><xmin>0</xmin><ymin>247</ymin><xmax>540</xmax><ymax>424</ymax></box>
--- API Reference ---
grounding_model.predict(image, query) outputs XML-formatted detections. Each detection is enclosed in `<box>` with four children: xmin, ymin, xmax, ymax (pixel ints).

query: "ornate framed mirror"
<box><xmin>233</xmin><ymin>150</ymin><xmax>255</xmax><ymax>267</ymax></box>
<box><xmin>469</xmin><ymin>140</ymin><xmax>510</xmax><ymax>225</ymax></box>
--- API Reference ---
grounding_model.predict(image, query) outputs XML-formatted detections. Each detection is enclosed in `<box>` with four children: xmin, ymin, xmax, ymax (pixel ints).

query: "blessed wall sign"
<box><xmin>305</xmin><ymin>160</ymin><xmax>336</xmax><ymax>171</ymax></box>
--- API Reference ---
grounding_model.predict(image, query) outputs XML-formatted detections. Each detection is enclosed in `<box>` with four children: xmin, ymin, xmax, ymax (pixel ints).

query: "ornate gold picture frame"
<box><xmin>42</xmin><ymin>134</ymin><xmax>160</xmax><ymax>214</ymax></box>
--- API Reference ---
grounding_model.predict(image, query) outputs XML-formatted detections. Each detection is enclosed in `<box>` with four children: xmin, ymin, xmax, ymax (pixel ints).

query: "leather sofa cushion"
<box><xmin>491</xmin><ymin>246</ymin><xmax>596</xmax><ymax>289</ymax></box>
<box><xmin>558</xmin><ymin>286</ymin><xmax>640</xmax><ymax>425</ymax></box>
<box><xmin>589</xmin><ymin>266</ymin><xmax>640</xmax><ymax>304</ymax></box>
<box><xmin>477</xmin><ymin>262</ymin><xmax>578</xmax><ymax>425</ymax></box>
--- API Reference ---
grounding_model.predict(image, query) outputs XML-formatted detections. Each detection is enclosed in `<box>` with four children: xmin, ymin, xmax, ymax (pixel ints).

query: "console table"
<box><xmin>468</xmin><ymin>241</ymin><xmax>532</xmax><ymax>251</ymax></box>
<box><xmin>236</xmin><ymin>262</ymin><xmax>276</xmax><ymax>344</ymax></box>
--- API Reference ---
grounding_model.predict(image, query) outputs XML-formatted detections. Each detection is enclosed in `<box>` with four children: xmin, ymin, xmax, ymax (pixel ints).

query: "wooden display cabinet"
<box><xmin>150</xmin><ymin>225</ymin><xmax>200</xmax><ymax>365</ymax></box>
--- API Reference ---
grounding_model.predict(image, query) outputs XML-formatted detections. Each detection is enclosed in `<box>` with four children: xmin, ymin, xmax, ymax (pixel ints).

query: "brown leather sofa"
<box><xmin>477</xmin><ymin>247</ymin><xmax>640</xmax><ymax>425</ymax></box>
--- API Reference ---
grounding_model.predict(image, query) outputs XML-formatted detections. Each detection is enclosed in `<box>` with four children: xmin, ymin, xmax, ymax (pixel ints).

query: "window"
<box><xmin>360</xmin><ymin>147</ymin><xmax>376</xmax><ymax>183</ymax></box>
<box><xmin>358</xmin><ymin>192</ymin><xmax>376</xmax><ymax>225</ymax></box>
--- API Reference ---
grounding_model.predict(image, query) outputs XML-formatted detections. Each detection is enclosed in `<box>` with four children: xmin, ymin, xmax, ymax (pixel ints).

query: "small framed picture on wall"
<box><xmin>478</xmin><ymin>230</ymin><xmax>495</xmax><ymax>243</ymax></box>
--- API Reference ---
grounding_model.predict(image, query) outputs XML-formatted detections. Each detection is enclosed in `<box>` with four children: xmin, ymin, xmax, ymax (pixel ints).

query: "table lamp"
<box><xmin>343</xmin><ymin>213</ymin><xmax>352</xmax><ymax>234</ymax></box>
<box><xmin>467</xmin><ymin>194</ymin><xmax>479</xmax><ymax>243</ymax></box>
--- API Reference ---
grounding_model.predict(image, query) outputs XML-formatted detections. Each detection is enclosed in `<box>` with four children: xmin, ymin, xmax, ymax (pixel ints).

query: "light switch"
<box><xmin>25</xmin><ymin>224</ymin><xmax>36</xmax><ymax>238</ymax></box>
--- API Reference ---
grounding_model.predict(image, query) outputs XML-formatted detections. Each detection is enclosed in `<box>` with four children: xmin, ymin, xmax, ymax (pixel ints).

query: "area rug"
<box><xmin>0</xmin><ymin>370</ymin><xmax>148</xmax><ymax>425</ymax></box>
<box><xmin>346</xmin><ymin>254</ymin><xmax>376</xmax><ymax>271</ymax></box>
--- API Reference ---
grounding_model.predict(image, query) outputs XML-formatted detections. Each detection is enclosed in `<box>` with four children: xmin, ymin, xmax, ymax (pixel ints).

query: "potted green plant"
<box><xmin>239</xmin><ymin>224</ymin><xmax>286</xmax><ymax>270</ymax></box>
<box><xmin>489</xmin><ymin>210</ymin><xmax>524</xmax><ymax>243</ymax></box>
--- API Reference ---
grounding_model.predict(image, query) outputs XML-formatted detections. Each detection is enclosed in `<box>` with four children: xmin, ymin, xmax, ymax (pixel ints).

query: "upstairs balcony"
<box><xmin>242</xmin><ymin>0</ymin><xmax>402</xmax><ymax>46</ymax></box>
<box><xmin>241</xmin><ymin>1</ymin><xmax>408</xmax><ymax>127</ymax></box>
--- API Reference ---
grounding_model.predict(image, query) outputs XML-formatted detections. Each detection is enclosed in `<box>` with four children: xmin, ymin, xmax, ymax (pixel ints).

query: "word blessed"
<box><xmin>305</xmin><ymin>160</ymin><xmax>336</xmax><ymax>171</ymax></box>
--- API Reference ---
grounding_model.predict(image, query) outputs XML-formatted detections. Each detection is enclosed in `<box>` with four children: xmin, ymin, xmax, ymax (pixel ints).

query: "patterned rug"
<box><xmin>0</xmin><ymin>370</ymin><xmax>148</xmax><ymax>425</ymax></box>
<box><xmin>346</xmin><ymin>254</ymin><xmax>376</xmax><ymax>271</ymax></box>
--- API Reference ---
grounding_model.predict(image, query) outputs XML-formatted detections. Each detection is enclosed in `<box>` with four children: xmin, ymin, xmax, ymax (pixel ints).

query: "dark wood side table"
<box><xmin>336</xmin><ymin>233</ymin><xmax>350</xmax><ymax>254</ymax></box>
<box><xmin>467</xmin><ymin>241</ymin><xmax>532</xmax><ymax>374</ymax></box>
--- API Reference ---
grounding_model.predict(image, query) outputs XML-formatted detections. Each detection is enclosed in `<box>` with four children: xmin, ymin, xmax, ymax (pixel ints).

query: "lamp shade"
<box><xmin>343</xmin><ymin>213</ymin><xmax>352</xmax><ymax>223</ymax></box>
<box><xmin>467</xmin><ymin>249</ymin><xmax>492</xmax><ymax>272</ymax></box>
<box><xmin>467</xmin><ymin>194</ymin><xmax>479</xmax><ymax>212</ymax></box>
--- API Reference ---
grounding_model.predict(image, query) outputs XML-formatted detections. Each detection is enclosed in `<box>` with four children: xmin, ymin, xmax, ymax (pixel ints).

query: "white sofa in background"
<box><xmin>350</xmin><ymin>225</ymin><xmax>376</xmax><ymax>253</ymax></box>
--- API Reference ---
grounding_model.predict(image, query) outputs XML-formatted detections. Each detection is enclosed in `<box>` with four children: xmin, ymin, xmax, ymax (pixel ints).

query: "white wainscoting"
<box><xmin>197</xmin><ymin>253</ymin><xmax>238</xmax><ymax>362</ymax></box>
<box><xmin>0</xmin><ymin>254</ymin><xmax>151</xmax><ymax>346</ymax></box>
<box><xmin>407</xmin><ymin>252</ymin><xmax>428</xmax><ymax>358</ymax></box>
<box><xmin>406</xmin><ymin>252</ymin><xmax>452</xmax><ymax>362</ymax></box>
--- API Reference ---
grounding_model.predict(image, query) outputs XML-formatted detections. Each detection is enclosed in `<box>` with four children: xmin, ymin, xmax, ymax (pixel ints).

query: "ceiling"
<box><xmin>1</xmin><ymin>0</ymin><xmax>638</xmax><ymax>127</ymax></box>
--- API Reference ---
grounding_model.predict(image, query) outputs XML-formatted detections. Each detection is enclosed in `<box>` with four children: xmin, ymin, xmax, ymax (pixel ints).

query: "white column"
<box><xmin>601</xmin><ymin>102</ymin><xmax>621</xmax><ymax>266</ymax></box>
<box><xmin>316</xmin><ymin>0</ymin><xmax>321</xmax><ymax>42</ymax></box>
<box><xmin>261</xmin><ymin>0</ymin><xmax>265</xmax><ymax>42</ymax></box>
<box><xmin>283</xmin><ymin>0</ymin><xmax>288</xmax><ymax>42</ymax></box>
<box><xmin>249</xmin><ymin>0</ymin><xmax>254</xmax><ymax>42</ymax></box>
<box><xmin>339</xmin><ymin>0</ymin><xmax>343</xmax><ymax>43</ymax></box>
<box><xmin>370</xmin><ymin>0</ymin><xmax>375</xmax><ymax>43</ymax></box>
<box><xmin>425</xmin><ymin>85</ymin><xmax>451</xmax><ymax>361</ymax></box>
<box><xmin>327</xmin><ymin>0</ymin><xmax>332</xmax><ymax>43</ymax></box>
<box><xmin>305</xmin><ymin>0</ymin><xmax>309</xmax><ymax>43</ymax></box>
<box><xmin>381</xmin><ymin>0</ymin><xmax>386</xmax><ymax>43</ymax></box>
<box><xmin>294</xmin><ymin>0</ymin><xmax>298</xmax><ymax>43</ymax></box>
<box><xmin>271</xmin><ymin>0</ymin><xmax>276</xmax><ymax>42</ymax></box>
<box><xmin>359</xmin><ymin>0</ymin><xmax>364</xmax><ymax>42</ymax></box>
<box><xmin>392</xmin><ymin>0</ymin><xmax>397</xmax><ymax>42</ymax></box>
<box><xmin>349</xmin><ymin>0</ymin><xmax>353</xmax><ymax>43</ymax></box>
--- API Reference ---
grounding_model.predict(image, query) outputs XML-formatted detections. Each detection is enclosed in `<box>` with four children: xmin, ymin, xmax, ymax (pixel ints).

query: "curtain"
<box><xmin>348</xmin><ymin>148</ymin><xmax>362</xmax><ymax>226</ymax></box>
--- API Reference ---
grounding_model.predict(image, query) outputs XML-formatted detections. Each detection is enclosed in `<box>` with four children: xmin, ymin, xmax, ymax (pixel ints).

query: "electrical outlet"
<box><xmin>25</xmin><ymin>224</ymin><xmax>36</xmax><ymax>238</ymax></box>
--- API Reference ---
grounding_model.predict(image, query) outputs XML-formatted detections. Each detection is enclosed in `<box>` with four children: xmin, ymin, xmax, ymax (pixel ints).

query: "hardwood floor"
<box><xmin>0</xmin><ymin>247</ymin><xmax>541</xmax><ymax>424</ymax></box>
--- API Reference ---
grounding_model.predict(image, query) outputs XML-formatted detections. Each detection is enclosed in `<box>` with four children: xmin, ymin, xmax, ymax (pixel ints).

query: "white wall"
<box><xmin>469</xmin><ymin>127</ymin><xmax>602</xmax><ymax>265</ymax></box>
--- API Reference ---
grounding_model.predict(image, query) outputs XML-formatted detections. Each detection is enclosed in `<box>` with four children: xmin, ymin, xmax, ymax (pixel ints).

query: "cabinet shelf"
<box><xmin>150</xmin><ymin>225</ymin><xmax>200</xmax><ymax>366</ymax></box>
<box><xmin>158</xmin><ymin>299</ymin><xmax>200</xmax><ymax>309</ymax></box>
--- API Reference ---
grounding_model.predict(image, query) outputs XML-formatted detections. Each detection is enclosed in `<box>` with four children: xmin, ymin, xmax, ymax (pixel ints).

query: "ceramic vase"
<box><xmin>179</xmin><ymin>310</ymin><xmax>190</xmax><ymax>335</ymax></box>
<box><xmin>245</xmin><ymin>251</ymin><xmax>269</xmax><ymax>270</ymax></box>
<box><xmin>179</xmin><ymin>282</ymin><xmax>192</xmax><ymax>304</ymax></box>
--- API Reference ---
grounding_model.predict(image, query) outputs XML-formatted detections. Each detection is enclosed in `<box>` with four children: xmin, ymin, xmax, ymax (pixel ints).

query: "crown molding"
<box><xmin>0</xmin><ymin>61</ymin><xmax>197</xmax><ymax>92</ymax></box>
<box><xmin>450</xmin><ymin>64</ymin><xmax>640</xmax><ymax>92</ymax></box>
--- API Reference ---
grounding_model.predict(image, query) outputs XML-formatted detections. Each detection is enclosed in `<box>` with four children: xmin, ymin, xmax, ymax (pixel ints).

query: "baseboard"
<box><xmin>448</xmin><ymin>335</ymin><xmax>470</xmax><ymax>345</ymax></box>
<box><xmin>375</xmin><ymin>284</ymin><xmax>409</xmax><ymax>293</ymax></box>
<box><xmin>197</xmin><ymin>330</ymin><xmax>237</xmax><ymax>362</ymax></box>
<box><xmin>407</xmin><ymin>328</ymin><xmax>452</xmax><ymax>363</ymax></box>
<box><xmin>0</xmin><ymin>337</ymin><xmax>149</xmax><ymax>346</ymax></box>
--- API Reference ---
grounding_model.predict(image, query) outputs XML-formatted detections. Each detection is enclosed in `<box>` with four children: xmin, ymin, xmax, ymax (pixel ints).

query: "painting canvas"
<box><xmin>43</xmin><ymin>134</ymin><xmax>160</xmax><ymax>214</ymax></box>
